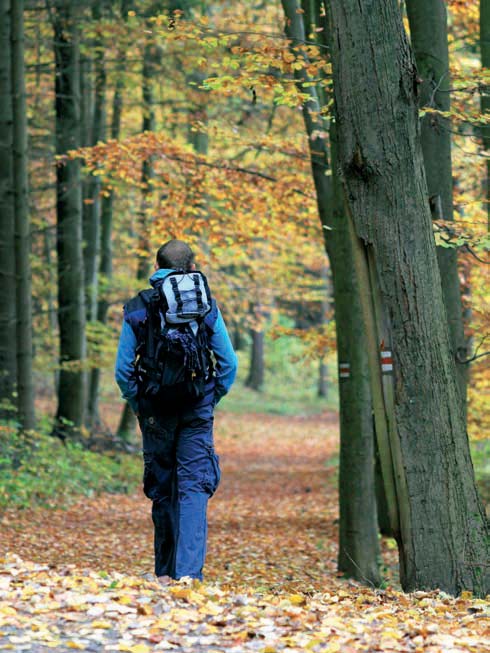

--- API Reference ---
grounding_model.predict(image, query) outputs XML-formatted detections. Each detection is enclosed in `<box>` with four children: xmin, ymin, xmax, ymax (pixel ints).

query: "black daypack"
<box><xmin>135</xmin><ymin>271</ymin><xmax>214</xmax><ymax>409</ymax></box>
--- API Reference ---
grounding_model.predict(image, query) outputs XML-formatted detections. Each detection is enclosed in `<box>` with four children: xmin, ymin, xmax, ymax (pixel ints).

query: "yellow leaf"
<box><xmin>117</xmin><ymin>595</ymin><xmax>133</xmax><ymax>605</ymax></box>
<box><xmin>287</xmin><ymin>594</ymin><xmax>306</xmax><ymax>605</ymax></box>
<box><xmin>66</xmin><ymin>643</ymin><xmax>86</xmax><ymax>650</ymax></box>
<box><xmin>128</xmin><ymin>645</ymin><xmax>151</xmax><ymax>653</ymax></box>
<box><xmin>170</xmin><ymin>587</ymin><xmax>192</xmax><ymax>600</ymax></box>
<box><xmin>460</xmin><ymin>590</ymin><xmax>473</xmax><ymax>600</ymax></box>
<box><xmin>91</xmin><ymin>620</ymin><xmax>113</xmax><ymax>629</ymax></box>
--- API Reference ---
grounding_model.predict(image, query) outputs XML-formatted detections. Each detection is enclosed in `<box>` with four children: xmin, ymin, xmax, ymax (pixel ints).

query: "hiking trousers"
<box><xmin>138</xmin><ymin>392</ymin><xmax>220</xmax><ymax>580</ymax></box>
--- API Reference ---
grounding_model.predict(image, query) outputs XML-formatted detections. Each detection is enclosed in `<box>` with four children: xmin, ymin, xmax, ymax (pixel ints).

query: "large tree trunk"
<box><xmin>328</xmin><ymin>0</ymin><xmax>489</xmax><ymax>595</ymax></box>
<box><xmin>405</xmin><ymin>0</ymin><xmax>468</xmax><ymax>416</ymax></box>
<box><xmin>282</xmin><ymin>0</ymin><xmax>380</xmax><ymax>585</ymax></box>
<box><xmin>0</xmin><ymin>0</ymin><xmax>18</xmax><ymax>418</ymax></box>
<box><xmin>52</xmin><ymin>1</ymin><xmax>87</xmax><ymax>438</ymax></box>
<box><xmin>12</xmin><ymin>0</ymin><xmax>35</xmax><ymax>429</ymax></box>
<box><xmin>481</xmin><ymin>0</ymin><xmax>490</xmax><ymax>232</ymax></box>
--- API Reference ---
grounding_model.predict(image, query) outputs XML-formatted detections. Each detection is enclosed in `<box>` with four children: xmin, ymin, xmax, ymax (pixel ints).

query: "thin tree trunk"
<box><xmin>282</xmin><ymin>0</ymin><xmax>380</xmax><ymax>585</ymax></box>
<box><xmin>85</xmin><ymin>3</ymin><xmax>107</xmax><ymax>433</ymax></box>
<box><xmin>328</xmin><ymin>0</ymin><xmax>489</xmax><ymax>595</ymax></box>
<box><xmin>406</xmin><ymin>0</ymin><xmax>468</xmax><ymax>416</ymax></box>
<box><xmin>317</xmin><ymin>360</ymin><xmax>328</xmax><ymax>398</ymax></box>
<box><xmin>116</xmin><ymin>401</ymin><xmax>137</xmax><ymax>442</ymax></box>
<box><xmin>52</xmin><ymin>1</ymin><xmax>86</xmax><ymax>438</ymax></box>
<box><xmin>0</xmin><ymin>0</ymin><xmax>18</xmax><ymax>418</ymax></box>
<box><xmin>89</xmin><ymin>21</ymin><xmax>127</xmax><ymax>435</ymax></box>
<box><xmin>12</xmin><ymin>0</ymin><xmax>35</xmax><ymax>429</ymax></box>
<box><xmin>245</xmin><ymin>328</ymin><xmax>264</xmax><ymax>391</ymax></box>
<box><xmin>44</xmin><ymin>227</ymin><xmax>59</xmax><ymax>395</ymax></box>
<box><xmin>481</xmin><ymin>0</ymin><xmax>490</xmax><ymax>233</ymax></box>
<box><xmin>137</xmin><ymin>35</ymin><xmax>156</xmax><ymax>280</ymax></box>
<box><xmin>116</xmin><ymin>21</ymin><xmax>156</xmax><ymax>438</ymax></box>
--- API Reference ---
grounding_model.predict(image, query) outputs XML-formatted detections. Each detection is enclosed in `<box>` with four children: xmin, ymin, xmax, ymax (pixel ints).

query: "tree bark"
<box><xmin>481</xmin><ymin>0</ymin><xmax>490</xmax><ymax>232</ymax></box>
<box><xmin>405</xmin><ymin>0</ymin><xmax>468</xmax><ymax>415</ymax></box>
<box><xmin>52</xmin><ymin>1</ymin><xmax>87</xmax><ymax>438</ymax></box>
<box><xmin>0</xmin><ymin>0</ymin><xmax>18</xmax><ymax>418</ymax></box>
<box><xmin>282</xmin><ymin>0</ymin><xmax>380</xmax><ymax>585</ymax></box>
<box><xmin>12</xmin><ymin>0</ymin><xmax>35</xmax><ymax>429</ymax></box>
<box><xmin>328</xmin><ymin>0</ymin><xmax>489</xmax><ymax>595</ymax></box>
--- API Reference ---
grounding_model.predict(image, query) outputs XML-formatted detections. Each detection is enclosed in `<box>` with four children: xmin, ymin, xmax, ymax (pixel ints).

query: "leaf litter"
<box><xmin>1</xmin><ymin>412</ymin><xmax>489</xmax><ymax>652</ymax></box>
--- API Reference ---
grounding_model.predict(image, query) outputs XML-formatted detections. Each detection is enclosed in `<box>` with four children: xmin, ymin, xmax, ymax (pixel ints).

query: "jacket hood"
<box><xmin>149</xmin><ymin>268</ymin><xmax>174</xmax><ymax>287</ymax></box>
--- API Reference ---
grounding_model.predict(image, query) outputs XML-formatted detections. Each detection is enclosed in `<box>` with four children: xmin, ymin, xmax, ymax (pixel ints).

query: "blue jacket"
<box><xmin>115</xmin><ymin>269</ymin><xmax>238</xmax><ymax>412</ymax></box>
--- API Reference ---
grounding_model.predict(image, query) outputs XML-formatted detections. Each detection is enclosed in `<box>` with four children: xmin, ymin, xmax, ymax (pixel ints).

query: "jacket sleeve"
<box><xmin>114</xmin><ymin>319</ymin><xmax>139</xmax><ymax>412</ymax></box>
<box><xmin>209</xmin><ymin>307</ymin><xmax>238</xmax><ymax>403</ymax></box>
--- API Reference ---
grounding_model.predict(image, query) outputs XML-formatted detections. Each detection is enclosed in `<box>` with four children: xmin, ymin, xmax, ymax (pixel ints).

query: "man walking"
<box><xmin>115</xmin><ymin>240</ymin><xmax>237</xmax><ymax>583</ymax></box>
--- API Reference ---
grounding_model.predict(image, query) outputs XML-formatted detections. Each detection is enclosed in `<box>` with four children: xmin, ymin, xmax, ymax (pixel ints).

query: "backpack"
<box><xmin>134</xmin><ymin>271</ymin><xmax>215</xmax><ymax>409</ymax></box>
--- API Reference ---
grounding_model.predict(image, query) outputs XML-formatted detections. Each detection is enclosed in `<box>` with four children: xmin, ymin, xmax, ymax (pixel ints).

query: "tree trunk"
<box><xmin>317</xmin><ymin>360</ymin><xmax>328</xmax><ymax>398</ymax></box>
<box><xmin>282</xmin><ymin>0</ymin><xmax>380</xmax><ymax>585</ymax></box>
<box><xmin>405</xmin><ymin>0</ymin><xmax>468</xmax><ymax>415</ymax></box>
<box><xmin>245</xmin><ymin>328</ymin><xmax>264</xmax><ymax>391</ymax></box>
<box><xmin>52</xmin><ymin>1</ymin><xmax>87</xmax><ymax>438</ymax></box>
<box><xmin>481</xmin><ymin>0</ymin><xmax>490</xmax><ymax>232</ymax></box>
<box><xmin>0</xmin><ymin>0</ymin><xmax>18</xmax><ymax>418</ymax></box>
<box><xmin>85</xmin><ymin>3</ymin><xmax>107</xmax><ymax>433</ymax></box>
<box><xmin>137</xmin><ymin>34</ymin><xmax>157</xmax><ymax>280</ymax></box>
<box><xmin>12</xmin><ymin>0</ymin><xmax>35</xmax><ymax>429</ymax></box>
<box><xmin>328</xmin><ymin>0</ymin><xmax>489</xmax><ymax>595</ymax></box>
<box><xmin>88</xmin><ymin>22</ymin><xmax>126</xmax><ymax>435</ymax></box>
<box><xmin>117</xmin><ymin>402</ymin><xmax>137</xmax><ymax>443</ymax></box>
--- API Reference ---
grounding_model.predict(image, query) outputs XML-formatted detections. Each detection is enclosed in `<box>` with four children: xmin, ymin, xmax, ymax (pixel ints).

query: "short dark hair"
<box><xmin>156</xmin><ymin>240</ymin><xmax>195</xmax><ymax>271</ymax></box>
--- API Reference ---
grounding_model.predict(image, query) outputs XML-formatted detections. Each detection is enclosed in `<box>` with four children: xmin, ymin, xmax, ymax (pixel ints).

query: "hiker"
<box><xmin>115</xmin><ymin>240</ymin><xmax>238</xmax><ymax>583</ymax></box>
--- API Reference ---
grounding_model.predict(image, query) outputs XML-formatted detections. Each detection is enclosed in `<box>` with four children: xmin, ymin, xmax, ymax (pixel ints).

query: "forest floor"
<box><xmin>0</xmin><ymin>411</ymin><xmax>489</xmax><ymax>652</ymax></box>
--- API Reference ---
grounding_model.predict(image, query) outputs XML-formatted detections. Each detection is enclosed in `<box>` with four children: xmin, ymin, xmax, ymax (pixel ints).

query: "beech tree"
<box><xmin>0</xmin><ymin>0</ymin><xmax>18</xmax><ymax>419</ymax></box>
<box><xmin>327</xmin><ymin>0</ymin><xmax>489</xmax><ymax>594</ymax></box>
<box><xmin>282</xmin><ymin>0</ymin><xmax>380</xmax><ymax>584</ymax></box>
<box><xmin>405</xmin><ymin>0</ymin><xmax>468</xmax><ymax>413</ymax></box>
<box><xmin>12</xmin><ymin>0</ymin><xmax>35</xmax><ymax>429</ymax></box>
<box><xmin>52</xmin><ymin>0</ymin><xmax>87</xmax><ymax>437</ymax></box>
<box><xmin>481</xmin><ymin>0</ymin><xmax>490</xmax><ymax>231</ymax></box>
<box><xmin>0</xmin><ymin>0</ymin><xmax>34</xmax><ymax>428</ymax></box>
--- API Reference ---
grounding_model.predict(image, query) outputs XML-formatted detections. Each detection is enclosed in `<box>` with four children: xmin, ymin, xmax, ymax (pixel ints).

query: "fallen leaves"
<box><xmin>0</xmin><ymin>412</ymin><xmax>489</xmax><ymax>652</ymax></box>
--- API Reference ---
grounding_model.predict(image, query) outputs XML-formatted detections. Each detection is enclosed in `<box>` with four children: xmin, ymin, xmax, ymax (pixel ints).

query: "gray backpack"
<box><xmin>135</xmin><ymin>271</ymin><xmax>215</xmax><ymax>408</ymax></box>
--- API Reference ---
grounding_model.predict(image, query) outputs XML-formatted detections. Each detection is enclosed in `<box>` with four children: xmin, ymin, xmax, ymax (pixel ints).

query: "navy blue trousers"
<box><xmin>138</xmin><ymin>388</ymin><xmax>220</xmax><ymax>580</ymax></box>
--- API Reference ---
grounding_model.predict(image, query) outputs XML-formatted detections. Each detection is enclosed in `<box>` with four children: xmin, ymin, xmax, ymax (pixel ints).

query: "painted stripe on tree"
<box><xmin>339</xmin><ymin>362</ymin><xmax>351</xmax><ymax>379</ymax></box>
<box><xmin>380</xmin><ymin>349</ymin><xmax>393</xmax><ymax>374</ymax></box>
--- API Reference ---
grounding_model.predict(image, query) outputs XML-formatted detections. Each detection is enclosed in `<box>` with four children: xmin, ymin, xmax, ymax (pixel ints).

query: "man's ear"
<box><xmin>154</xmin><ymin>262</ymin><xmax>159</xmax><ymax>271</ymax></box>
<box><xmin>190</xmin><ymin>263</ymin><xmax>196</xmax><ymax>271</ymax></box>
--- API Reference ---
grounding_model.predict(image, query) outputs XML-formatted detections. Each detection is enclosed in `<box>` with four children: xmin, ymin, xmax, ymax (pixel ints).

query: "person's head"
<box><xmin>156</xmin><ymin>239</ymin><xmax>195</xmax><ymax>271</ymax></box>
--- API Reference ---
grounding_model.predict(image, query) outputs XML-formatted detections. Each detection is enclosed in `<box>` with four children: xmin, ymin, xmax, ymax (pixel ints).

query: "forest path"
<box><xmin>1</xmin><ymin>412</ymin><xmax>489</xmax><ymax>652</ymax></box>
<box><xmin>1</xmin><ymin>412</ymin><xmax>340</xmax><ymax>593</ymax></box>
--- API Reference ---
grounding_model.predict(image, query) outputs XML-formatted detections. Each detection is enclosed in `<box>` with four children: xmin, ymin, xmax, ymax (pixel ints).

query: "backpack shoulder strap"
<box><xmin>204</xmin><ymin>298</ymin><xmax>218</xmax><ymax>333</ymax></box>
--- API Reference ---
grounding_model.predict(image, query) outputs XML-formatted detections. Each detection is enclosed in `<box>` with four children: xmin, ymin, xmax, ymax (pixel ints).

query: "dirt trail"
<box><xmin>1</xmin><ymin>412</ymin><xmax>339</xmax><ymax>592</ymax></box>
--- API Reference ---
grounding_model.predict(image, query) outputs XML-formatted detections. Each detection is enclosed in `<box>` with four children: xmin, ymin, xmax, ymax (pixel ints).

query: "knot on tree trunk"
<box><xmin>347</xmin><ymin>145</ymin><xmax>375</xmax><ymax>182</ymax></box>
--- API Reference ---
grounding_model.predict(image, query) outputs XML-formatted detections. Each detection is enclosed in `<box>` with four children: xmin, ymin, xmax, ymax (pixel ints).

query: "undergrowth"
<box><xmin>0</xmin><ymin>423</ymin><xmax>140</xmax><ymax>510</ymax></box>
